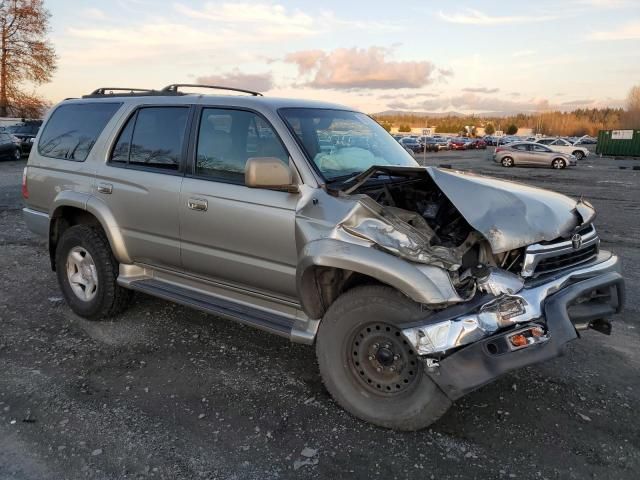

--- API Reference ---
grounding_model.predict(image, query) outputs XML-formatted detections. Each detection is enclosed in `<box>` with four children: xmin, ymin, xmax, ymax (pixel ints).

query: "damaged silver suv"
<box><xmin>23</xmin><ymin>85</ymin><xmax>625</xmax><ymax>430</ymax></box>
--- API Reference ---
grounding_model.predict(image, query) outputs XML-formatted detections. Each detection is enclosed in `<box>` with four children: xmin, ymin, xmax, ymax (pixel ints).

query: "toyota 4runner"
<box><xmin>22</xmin><ymin>85</ymin><xmax>625</xmax><ymax>430</ymax></box>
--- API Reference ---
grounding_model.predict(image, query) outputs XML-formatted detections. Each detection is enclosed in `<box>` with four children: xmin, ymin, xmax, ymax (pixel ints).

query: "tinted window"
<box><xmin>195</xmin><ymin>108</ymin><xmax>288</xmax><ymax>182</ymax></box>
<box><xmin>537</xmin><ymin>139</ymin><xmax>553</xmax><ymax>145</ymax></box>
<box><xmin>552</xmin><ymin>139</ymin><xmax>567</xmax><ymax>146</ymax></box>
<box><xmin>38</xmin><ymin>103</ymin><xmax>121</xmax><ymax>161</ymax></box>
<box><xmin>532</xmin><ymin>144</ymin><xmax>550</xmax><ymax>152</ymax></box>
<box><xmin>110</xmin><ymin>107</ymin><xmax>188</xmax><ymax>171</ymax></box>
<box><xmin>512</xmin><ymin>143</ymin><xmax>528</xmax><ymax>151</ymax></box>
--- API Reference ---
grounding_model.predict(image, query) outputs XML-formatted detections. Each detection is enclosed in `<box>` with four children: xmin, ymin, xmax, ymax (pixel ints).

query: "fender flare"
<box><xmin>297</xmin><ymin>239</ymin><xmax>463</xmax><ymax>319</ymax></box>
<box><xmin>49</xmin><ymin>192</ymin><xmax>132</xmax><ymax>265</ymax></box>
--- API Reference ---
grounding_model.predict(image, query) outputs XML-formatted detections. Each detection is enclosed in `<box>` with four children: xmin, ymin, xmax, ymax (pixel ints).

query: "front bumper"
<box><xmin>402</xmin><ymin>252</ymin><xmax>624</xmax><ymax>400</ymax></box>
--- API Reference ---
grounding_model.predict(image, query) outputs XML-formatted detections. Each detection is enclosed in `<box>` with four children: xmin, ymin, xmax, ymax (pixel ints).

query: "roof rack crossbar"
<box><xmin>161</xmin><ymin>84</ymin><xmax>263</xmax><ymax>96</ymax></box>
<box><xmin>90</xmin><ymin>87</ymin><xmax>156</xmax><ymax>95</ymax></box>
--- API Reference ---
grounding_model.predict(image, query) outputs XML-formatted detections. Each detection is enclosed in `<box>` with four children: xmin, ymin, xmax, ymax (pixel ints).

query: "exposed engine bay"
<box><xmin>328</xmin><ymin>165</ymin><xmax>597</xmax><ymax>308</ymax></box>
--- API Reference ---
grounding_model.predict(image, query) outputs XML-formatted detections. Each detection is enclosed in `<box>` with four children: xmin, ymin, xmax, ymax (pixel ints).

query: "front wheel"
<box><xmin>13</xmin><ymin>148</ymin><xmax>21</xmax><ymax>161</ymax></box>
<box><xmin>316</xmin><ymin>285</ymin><xmax>451</xmax><ymax>431</ymax></box>
<box><xmin>552</xmin><ymin>158</ymin><xmax>566</xmax><ymax>169</ymax></box>
<box><xmin>55</xmin><ymin>225</ymin><xmax>132</xmax><ymax>319</ymax></box>
<box><xmin>501</xmin><ymin>156</ymin><xmax>514</xmax><ymax>167</ymax></box>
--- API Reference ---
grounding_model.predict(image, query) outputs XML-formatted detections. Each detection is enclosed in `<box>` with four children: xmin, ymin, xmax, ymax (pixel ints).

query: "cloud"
<box><xmin>438</xmin><ymin>8</ymin><xmax>557</xmax><ymax>25</ymax></box>
<box><xmin>383</xmin><ymin>93</ymin><xmax>623</xmax><ymax>114</ymax></box>
<box><xmin>462</xmin><ymin>87</ymin><xmax>500</xmax><ymax>94</ymax></box>
<box><xmin>378</xmin><ymin>92</ymin><xmax>439</xmax><ymax>100</ymax></box>
<box><xmin>574</xmin><ymin>0</ymin><xmax>636</xmax><ymax>8</ymax></box>
<box><xmin>560</xmin><ymin>99</ymin><xmax>595</xmax><ymax>106</ymax></box>
<box><xmin>511</xmin><ymin>49</ymin><xmax>536</xmax><ymax>58</ymax></box>
<box><xmin>81</xmin><ymin>8</ymin><xmax>106</xmax><ymax>20</ymax></box>
<box><xmin>284</xmin><ymin>47</ymin><xmax>437</xmax><ymax>90</ymax></box>
<box><xmin>195</xmin><ymin>70</ymin><xmax>274</xmax><ymax>92</ymax></box>
<box><xmin>589</xmin><ymin>21</ymin><xmax>640</xmax><ymax>40</ymax></box>
<box><xmin>174</xmin><ymin>2</ymin><xmax>315</xmax><ymax>37</ymax></box>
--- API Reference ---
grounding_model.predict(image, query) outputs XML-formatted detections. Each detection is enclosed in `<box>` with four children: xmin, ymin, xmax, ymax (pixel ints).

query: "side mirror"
<box><xmin>245</xmin><ymin>157</ymin><xmax>299</xmax><ymax>193</ymax></box>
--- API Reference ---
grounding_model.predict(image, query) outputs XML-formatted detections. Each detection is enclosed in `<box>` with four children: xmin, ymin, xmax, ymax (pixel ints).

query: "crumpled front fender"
<box><xmin>297</xmin><ymin>238</ymin><xmax>464</xmax><ymax>319</ymax></box>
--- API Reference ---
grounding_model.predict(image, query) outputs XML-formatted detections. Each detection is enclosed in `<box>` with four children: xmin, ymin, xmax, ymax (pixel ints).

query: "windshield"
<box><xmin>279</xmin><ymin>108</ymin><xmax>418</xmax><ymax>180</ymax></box>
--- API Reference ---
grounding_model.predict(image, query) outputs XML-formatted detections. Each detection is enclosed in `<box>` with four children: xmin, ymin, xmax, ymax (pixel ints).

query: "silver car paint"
<box><xmin>23</xmin><ymin>93</ymin><xmax>599</xmax><ymax>337</ymax></box>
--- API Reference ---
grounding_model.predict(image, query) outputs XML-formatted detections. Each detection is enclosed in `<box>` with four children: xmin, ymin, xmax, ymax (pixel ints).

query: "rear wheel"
<box><xmin>572</xmin><ymin>150</ymin><xmax>584</xmax><ymax>160</ymax></box>
<box><xmin>13</xmin><ymin>148</ymin><xmax>21</xmax><ymax>161</ymax></box>
<box><xmin>552</xmin><ymin>158</ymin><xmax>566</xmax><ymax>169</ymax></box>
<box><xmin>316</xmin><ymin>285</ymin><xmax>451</xmax><ymax>431</ymax></box>
<box><xmin>55</xmin><ymin>225</ymin><xmax>132</xmax><ymax>319</ymax></box>
<box><xmin>501</xmin><ymin>156</ymin><xmax>514</xmax><ymax>167</ymax></box>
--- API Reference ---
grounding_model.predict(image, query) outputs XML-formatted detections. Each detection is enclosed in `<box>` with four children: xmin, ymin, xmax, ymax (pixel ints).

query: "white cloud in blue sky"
<box><xmin>39</xmin><ymin>0</ymin><xmax>639</xmax><ymax>113</ymax></box>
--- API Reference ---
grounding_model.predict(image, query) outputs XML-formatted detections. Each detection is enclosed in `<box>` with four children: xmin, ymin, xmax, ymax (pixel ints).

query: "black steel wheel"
<box><xmin>348</xmin><ymin>322</ymin><xmax>419</xmax><ymax>396</ymax></box>
<box><xmin>316</xmin><ymin>285</ymin><xmax>452</xmax><ymax>431</ymax></box>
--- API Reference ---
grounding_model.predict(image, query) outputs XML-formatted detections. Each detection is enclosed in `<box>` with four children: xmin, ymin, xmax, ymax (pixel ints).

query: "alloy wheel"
<box><xmin>66</xmin><ymin>246</ymin><xmax>99</xmax><ymax>301</ymax></box>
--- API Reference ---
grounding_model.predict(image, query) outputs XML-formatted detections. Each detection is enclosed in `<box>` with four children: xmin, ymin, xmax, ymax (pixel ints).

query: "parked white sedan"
<box><xmin>533</xmin><ymin>138</ymin><xmax>590</xmax><ymax>160</ymax></box>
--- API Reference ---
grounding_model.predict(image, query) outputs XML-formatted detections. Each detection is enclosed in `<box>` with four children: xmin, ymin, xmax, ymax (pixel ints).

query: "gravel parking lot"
<box><xmin>1</xmin><ymin>149</ymin><xmax>639</xmax><ymax>480</ymax></box>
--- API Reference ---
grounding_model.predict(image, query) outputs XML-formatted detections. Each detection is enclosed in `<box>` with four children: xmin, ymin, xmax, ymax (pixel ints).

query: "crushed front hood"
<box><xmin>338</xmin><ymin>165</ymin><xmax>595</xmax><ymax>254</ymax></box>
<box><xmin>426</xmin><ymin>167</ymin><xmax>594</xmax><ymax>253</ymax></box>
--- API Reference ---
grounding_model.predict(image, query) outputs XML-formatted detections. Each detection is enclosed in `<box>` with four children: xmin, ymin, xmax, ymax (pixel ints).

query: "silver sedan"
<box><xmin>493</xmin><ymin>142</ymin><xmax>577</xmax><ymax>169</ymax></box>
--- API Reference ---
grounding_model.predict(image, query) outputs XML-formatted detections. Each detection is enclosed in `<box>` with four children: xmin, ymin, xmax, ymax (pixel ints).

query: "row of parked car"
<box><xmin>0</xmin><ymin>120</ymin><xmax>42</xmax><ymax>160</ymax></box>
<box><xmin>392</xmin><ymin>134</ymin><xmax>489</xmax><ymax>153</ymax></box>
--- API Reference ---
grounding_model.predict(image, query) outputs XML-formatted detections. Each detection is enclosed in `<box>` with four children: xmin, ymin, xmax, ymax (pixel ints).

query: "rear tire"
<box><xmin>501</xmin><ymin>156</ymin><xmax>514</xmax><ymax>167</ymax></box>
<box><xmin>13</xmin><ymin>148</ymin><xmax>21</xmax><ymax>161</ymax></box>
<box><xmin>316</xmin><ymin>285</ymin><xmax>451</xmax><ymax>431</ymax></box>
<box><xmin>55</xmin><ymin>224</ymin><xmax>132</xmax><ymax>320</ymax></box>
<box><xmin>572</xmin><ymin>150</ymin><xmax>584</xmax><ymax>160</ymax></box>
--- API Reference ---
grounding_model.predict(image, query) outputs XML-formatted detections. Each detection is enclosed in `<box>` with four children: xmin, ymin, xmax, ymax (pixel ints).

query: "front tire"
<box><xmin>501</xmin><ymin>156</ymin><xmax>514</xmax><ymax>167</ymax></box>
<box><xmin>13</xmin><ymin>148</ymin><xmax>21</xmax><ymax>161</ymax></box>
<box><xmin>552</xmin><ymin>158</ymin><xmax>566</xmax><ymax>169</ymax></box>
<box><xmin>316</xmin><ymin>285</ymin><xmax>451</xmax><ymax>431</ymax></box>
<box><xmin>55</xmin><ymin>225</ymin><xmax>132</xmax><ymax>320</ymax></box>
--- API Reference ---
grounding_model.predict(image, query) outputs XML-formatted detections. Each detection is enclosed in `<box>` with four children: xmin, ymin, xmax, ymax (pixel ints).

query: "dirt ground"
<box><xmin>1</xmin><ymin>149</ymin><xmax>639</xmax><ymax>480</ymax></box>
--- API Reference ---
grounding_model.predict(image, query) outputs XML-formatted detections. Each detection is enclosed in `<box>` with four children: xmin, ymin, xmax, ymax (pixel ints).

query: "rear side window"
<box><xmin>110</xmin><ymin>107</ymin><xmax>188</xmax><ymax>171</ymax></box>
<box><xmin>38</xmin><ymin>103</ymin><xmax>121</xmax><ymax>161</ymax></box>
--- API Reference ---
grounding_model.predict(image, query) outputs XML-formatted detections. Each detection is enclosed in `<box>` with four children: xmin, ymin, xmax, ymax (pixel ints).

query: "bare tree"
<box><xmin>0</xmin><ymin>0</ymin><xmax>56</xmax><ymax>117</ymax></box>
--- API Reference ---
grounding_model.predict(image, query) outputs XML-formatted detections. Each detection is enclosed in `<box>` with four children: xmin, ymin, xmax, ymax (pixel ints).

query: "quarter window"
<box><xmin>38</xmin><ymin>103</ymin><xmax>121</xmax><ymax>161</ymax></box>
<box><xmin>195</xmin><ymin>108</ymin><xmax>288</xmax><ymax>182</ymax></box>
<box><xmin>109</xmin><ymin>107</ymin><xmax>188</xmax><ymax>171</ymax></box>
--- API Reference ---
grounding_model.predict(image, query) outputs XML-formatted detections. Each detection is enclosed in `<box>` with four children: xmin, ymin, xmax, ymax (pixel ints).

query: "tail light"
<box><xmin>495</xmin><ymin>147</ymin><xmax>503</xmax><ymax>153</ymax></box>
<box><xmin>21</xmin><ymin>167</ymin><xmax>29</xmax><ymax>199</ymax></box>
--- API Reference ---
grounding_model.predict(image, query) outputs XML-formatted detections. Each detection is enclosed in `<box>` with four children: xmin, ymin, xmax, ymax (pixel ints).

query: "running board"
<box><xmin>127</xmin><ymin>279</ymin><xmax>295</xmax><ymax>338</ymax></box>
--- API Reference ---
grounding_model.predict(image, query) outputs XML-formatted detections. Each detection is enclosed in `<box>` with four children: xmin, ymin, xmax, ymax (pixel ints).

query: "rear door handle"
<box><xmin>97</xmin><ymin>183</ymin><xmax>113</xmax><ymax>194</ymax></box>
<box><xmin>187</xmin><ymin>198</ymin><xmax>208</xmax><ymax>211</ymax></box>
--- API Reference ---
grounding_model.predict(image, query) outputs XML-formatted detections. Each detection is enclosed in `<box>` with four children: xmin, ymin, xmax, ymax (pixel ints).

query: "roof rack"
<box><xmin>82</xmin><ymin>87</ymin><xmax>183</xmax><ymax>99</ymax></box>
<box><xmin>161</xmin><ymin>84</ymin><xmax>263</xmax><ymax>96</ymax></box>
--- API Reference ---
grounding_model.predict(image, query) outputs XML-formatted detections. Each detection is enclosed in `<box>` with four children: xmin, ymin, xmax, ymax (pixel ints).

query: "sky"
<box><xmin>38</xmin><ymin>0</ymin><xmax>640</xmax><ymax>114</ymax></box>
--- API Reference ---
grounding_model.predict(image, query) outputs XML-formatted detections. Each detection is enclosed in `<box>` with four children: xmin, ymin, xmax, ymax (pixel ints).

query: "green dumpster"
<box><xmin>596</xmin><ymin>129</ymin><xmax>640</xmax><ymax>157</ymax></box>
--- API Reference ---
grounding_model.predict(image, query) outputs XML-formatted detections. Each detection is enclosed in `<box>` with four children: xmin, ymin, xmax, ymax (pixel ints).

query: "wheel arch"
<box><xmin>49</xmin><ymin>195</ymin><xmax>131</xmax><ymax>270</ymax></box>
<box><xmin>297</xmin><ymin>239</ymin><xmax>463</xmax><ymax>319</ymax></box>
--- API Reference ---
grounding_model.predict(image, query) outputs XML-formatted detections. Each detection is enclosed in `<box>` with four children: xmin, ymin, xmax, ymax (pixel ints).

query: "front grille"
<box><xmin>534</xmin><ymin>243</ymin><xmax>599</xmax><ymax>275</ymax></box>
<box><xmin>521</xmin><ymin>224</ymin><xmax>600</xmax><ymax>278</ymax></box>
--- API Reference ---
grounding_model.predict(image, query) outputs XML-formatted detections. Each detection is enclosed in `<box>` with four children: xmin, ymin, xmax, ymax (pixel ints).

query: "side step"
<box><xmin>127</xmin><ymin>279</ymin><xmax>295</xmax><ymax>338</ymax></box>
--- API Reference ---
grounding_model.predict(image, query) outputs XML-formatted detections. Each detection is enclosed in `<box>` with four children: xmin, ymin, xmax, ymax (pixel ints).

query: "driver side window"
<box><xmin>195</xmin><ymin>108</ymin><xmax>288</xmax><ymax>183</ymax></box>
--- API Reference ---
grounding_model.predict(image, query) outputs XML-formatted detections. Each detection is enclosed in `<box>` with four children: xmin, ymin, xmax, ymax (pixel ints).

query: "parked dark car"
<box><xmin>7</xmin><ymin>121</ymin><xmax>41</xmax><ymax>154</ymax></box>
<box><xmin>399</xmin><ymin>137</ymin><xmax>424</xmax><ymax>153</ymax></box>
<box><xmin>468</xmin><ymin>138</ymin><xmax>487</xmax><ymax>149</ymax></box>
<box><xmin>0</xmin><ymin>132</ymin><xmax>22</xmax><ymax>161</ymax></box>
<box><xmin>421</xmin><ymin>137</ymin><xmax>440</xmax><ymax>152</ymax></box>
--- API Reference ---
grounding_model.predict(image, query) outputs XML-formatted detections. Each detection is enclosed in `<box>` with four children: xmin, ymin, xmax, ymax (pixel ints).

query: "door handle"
<box><xmin>187</xmin><ymin>198</ymin><xmax>208</xmax><ymax>211</ymax></box>
<box><xmin>97</xmin><ymin>183</ymin><xmax>113</xmax><ymax>194</ymax></box>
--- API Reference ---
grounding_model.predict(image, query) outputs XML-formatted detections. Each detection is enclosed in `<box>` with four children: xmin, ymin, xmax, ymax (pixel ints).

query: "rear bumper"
<box><xmin>403</xmin><ymin>252</ymin><xmax>624</xmax><ymax>400</ymax></box>
<box><xmin>22</xmin><ymin>207</ymin><xmax>49</xmax><ymax>238</ymax></box>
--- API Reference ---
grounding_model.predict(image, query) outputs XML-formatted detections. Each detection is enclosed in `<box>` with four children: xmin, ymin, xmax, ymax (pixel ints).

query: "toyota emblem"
<box><xmin>572</xmin><ymin>233</ymin><xmax>583</xmax><ymax>249</ymax></box>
